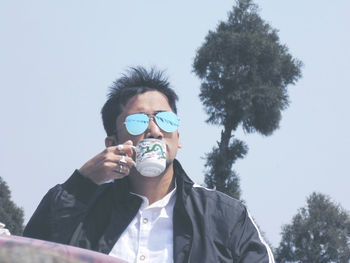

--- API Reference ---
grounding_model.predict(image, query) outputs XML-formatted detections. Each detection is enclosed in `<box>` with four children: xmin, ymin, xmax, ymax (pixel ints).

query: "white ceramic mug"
<box><xmin>135</xmin><ymin>138</ymin><xmax>166</xmax><ymax>177</ymax></box>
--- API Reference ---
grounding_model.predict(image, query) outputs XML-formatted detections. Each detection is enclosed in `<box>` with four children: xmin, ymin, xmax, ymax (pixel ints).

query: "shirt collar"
<box><xmin>130</xmin><ymin>181</ymin><xmax>177</xmax><ymax>209</ymax></box>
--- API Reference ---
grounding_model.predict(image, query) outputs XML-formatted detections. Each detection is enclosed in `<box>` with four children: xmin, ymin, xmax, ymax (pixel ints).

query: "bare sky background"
<box><xmin>1</xmin><ymin>0</ymin><xmax>349</xmax><ymax>248</ymax></box>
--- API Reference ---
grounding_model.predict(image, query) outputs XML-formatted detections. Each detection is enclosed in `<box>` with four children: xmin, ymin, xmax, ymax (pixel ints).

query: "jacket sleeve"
<box><xmin>23</xmin><ymin>170</ymin><xmax>99</xmax><ymax>244</ymax></box>
<box><xmin>231</xmin><ymin>206</ymin><xmax>275</xmax><ymax>263</ymax></box>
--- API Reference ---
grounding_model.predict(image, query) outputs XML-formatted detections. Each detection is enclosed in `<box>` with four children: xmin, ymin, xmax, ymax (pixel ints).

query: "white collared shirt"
<box><xmin>109</xmin><ymin>187</ymin><xmax>176</xmax><ymax>263</ymax></box>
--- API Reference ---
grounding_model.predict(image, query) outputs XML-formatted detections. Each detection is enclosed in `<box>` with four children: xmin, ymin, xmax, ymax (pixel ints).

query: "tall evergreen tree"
<box><xmin>0</xmin><ymin>176</ymin><xmax>24</xmax><ymax>235</ymax></box>
<box><xmin>193</xmin><ymin>0</ymin><xmax>302</xmax><ymax>199</ymax></box>
<box><xmin>276</xmin><ymin>192</ymin><xmax>350</xmax><ymax>262</ymax></box>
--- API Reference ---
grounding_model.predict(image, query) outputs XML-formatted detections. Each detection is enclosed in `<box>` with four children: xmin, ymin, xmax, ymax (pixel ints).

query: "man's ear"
<box><xmin>177</xmin><ymin>131</ymin><xmax>182</xmax><ymax>149</ymax></box>
<box><xmin>105</xmin><ymin>136</ymin><xmax>117</xmax><ymax>147</ymax></box>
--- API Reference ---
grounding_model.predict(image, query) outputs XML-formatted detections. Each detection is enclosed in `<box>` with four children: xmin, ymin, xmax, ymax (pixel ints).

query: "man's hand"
<box><xmin>0</xmin><ymin>222</ymin><xmax>11</xmax><ymax>236</ymax></box>
<box><xmin>78</xmin><ymin>140</ymin><xmax>135</xmax><ymax>185</ymax></box>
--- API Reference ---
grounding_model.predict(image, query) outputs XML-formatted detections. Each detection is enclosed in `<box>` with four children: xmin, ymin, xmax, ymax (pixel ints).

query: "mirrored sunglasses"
<box><xmin>124</xmin><ymin>111</ymin><xmax>179</xmax><ymax>135</ymax></box>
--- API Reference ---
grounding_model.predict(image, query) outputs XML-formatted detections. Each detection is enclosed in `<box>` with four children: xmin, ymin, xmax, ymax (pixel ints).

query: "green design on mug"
<box><xmin>140</xmin><ymin>143</ymin><xmax>166</xmax><ymax>159</ymax></box>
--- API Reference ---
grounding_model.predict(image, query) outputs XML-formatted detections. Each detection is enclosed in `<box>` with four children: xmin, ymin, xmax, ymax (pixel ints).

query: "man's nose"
<box><xmin>146</xmin><ymin>117</ymin><xmax>163</xmax><ymax>139</ymax></box>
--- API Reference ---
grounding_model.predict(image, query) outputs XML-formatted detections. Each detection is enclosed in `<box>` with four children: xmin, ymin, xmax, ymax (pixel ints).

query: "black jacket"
<box><xmin>24</xmin><ymin>160</ymin><xmax>274</xmax><ymax>262</ymax></box>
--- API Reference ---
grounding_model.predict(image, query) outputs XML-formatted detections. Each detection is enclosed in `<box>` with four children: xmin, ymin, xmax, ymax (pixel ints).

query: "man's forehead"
<box><xmin>116</xmin><ymin>91</ymin><xmax>171</xmax><ymax>121</ymax></box>
<box><xmin>124</xmin><ymin>91</ymin><xmax>170</xmax><ymax>109</ymax></box>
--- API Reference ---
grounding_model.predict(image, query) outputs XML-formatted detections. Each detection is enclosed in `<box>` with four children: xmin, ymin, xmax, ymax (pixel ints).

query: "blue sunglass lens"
<box><xmin>155</xmin><ymin>112</ymin><xmax>179</xmax><ymax>132</ymax></box>
<box><xmin>125</xmin><ymin>113</ymin><xmax>149</xmax><ymax>135</ymax></box>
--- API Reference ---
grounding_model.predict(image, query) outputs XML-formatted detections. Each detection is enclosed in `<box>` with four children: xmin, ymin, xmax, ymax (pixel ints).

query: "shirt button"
<box><xmin>143</xmin><ymin>218</ymin><xmax>148</xmax><ymax>224</ymax></box>
<box><xmin>140</xmin><ymin>255</ymin><xmax>146</xmax><ymax>260</ymax></box>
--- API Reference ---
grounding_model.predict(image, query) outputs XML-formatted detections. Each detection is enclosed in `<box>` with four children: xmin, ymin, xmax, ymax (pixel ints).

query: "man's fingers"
<box><xmin>108</xmin><ymin>142</ymin><xmax>134</xmax><ymax>157</ymax></box>
<box><xmin>80</xmin><ymin>141</ymin><xmax>136</xmax><ymax>185</ymax></box>
<box><xmin>104</xmin><ymin>161</ymin><xmax>130</xmax><ymax>177</ymax></box>
<box><xmin>114</xmin><ymin>161</ymin><xmax>130</xmax><ymax>175</ymax></box>
<box><xmin>104</xmin><ymin>153</ymin><xmax>135</xmax><ymax>168</ymax></box>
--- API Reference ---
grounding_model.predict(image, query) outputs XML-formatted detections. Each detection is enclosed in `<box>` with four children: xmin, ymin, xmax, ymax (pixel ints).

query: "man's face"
<box><xmin>115</xmin><ymin>90</ymin><xmax>181</xmax><ymax>168</ymax></box>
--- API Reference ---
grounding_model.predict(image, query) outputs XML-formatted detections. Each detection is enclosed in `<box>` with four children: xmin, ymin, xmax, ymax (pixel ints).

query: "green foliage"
<box><xmin>204</xmin><ymin>137</ymin><xmax>247</xmax><ymax>198</ymax></box>
<box><xmin>193</xmin><ymin>0</ymin><xmax>302</xmax><ymax>199</ymax></box>
<box><xmin>0</xmin><ymin>176</ymin><xmax>24</xmax><ymax>235</ymax></box>
<box><xmin>275</xmin><ymin>193</ymin><xmax>350</xmax><ymax>263</ymax></box>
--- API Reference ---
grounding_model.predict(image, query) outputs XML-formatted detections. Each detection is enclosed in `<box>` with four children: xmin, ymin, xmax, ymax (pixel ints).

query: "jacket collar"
<box><xmin>173</xmin><ymin>159</ymin><xmax>194</xmax><ymax>198</ymax></box>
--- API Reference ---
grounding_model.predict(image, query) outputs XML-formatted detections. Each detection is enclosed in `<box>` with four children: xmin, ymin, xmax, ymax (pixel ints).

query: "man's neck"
<box><xmin>128</xmin><ymin>163</ymin><xmax>175</xmax><ymax>205</ymax></box>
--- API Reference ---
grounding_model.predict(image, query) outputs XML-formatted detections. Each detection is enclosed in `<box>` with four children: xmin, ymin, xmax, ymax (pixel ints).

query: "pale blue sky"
<box><xmin>1</xmin><ymin>0</ymin><xmax>349</xmax><ymax>248</ymax></box>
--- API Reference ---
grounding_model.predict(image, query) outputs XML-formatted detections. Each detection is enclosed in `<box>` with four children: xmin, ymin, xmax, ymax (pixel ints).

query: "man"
<box><xmin>24</xmin><ymin>67</ymin><xmax>274</xmax><ymax>262</ymax></box>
